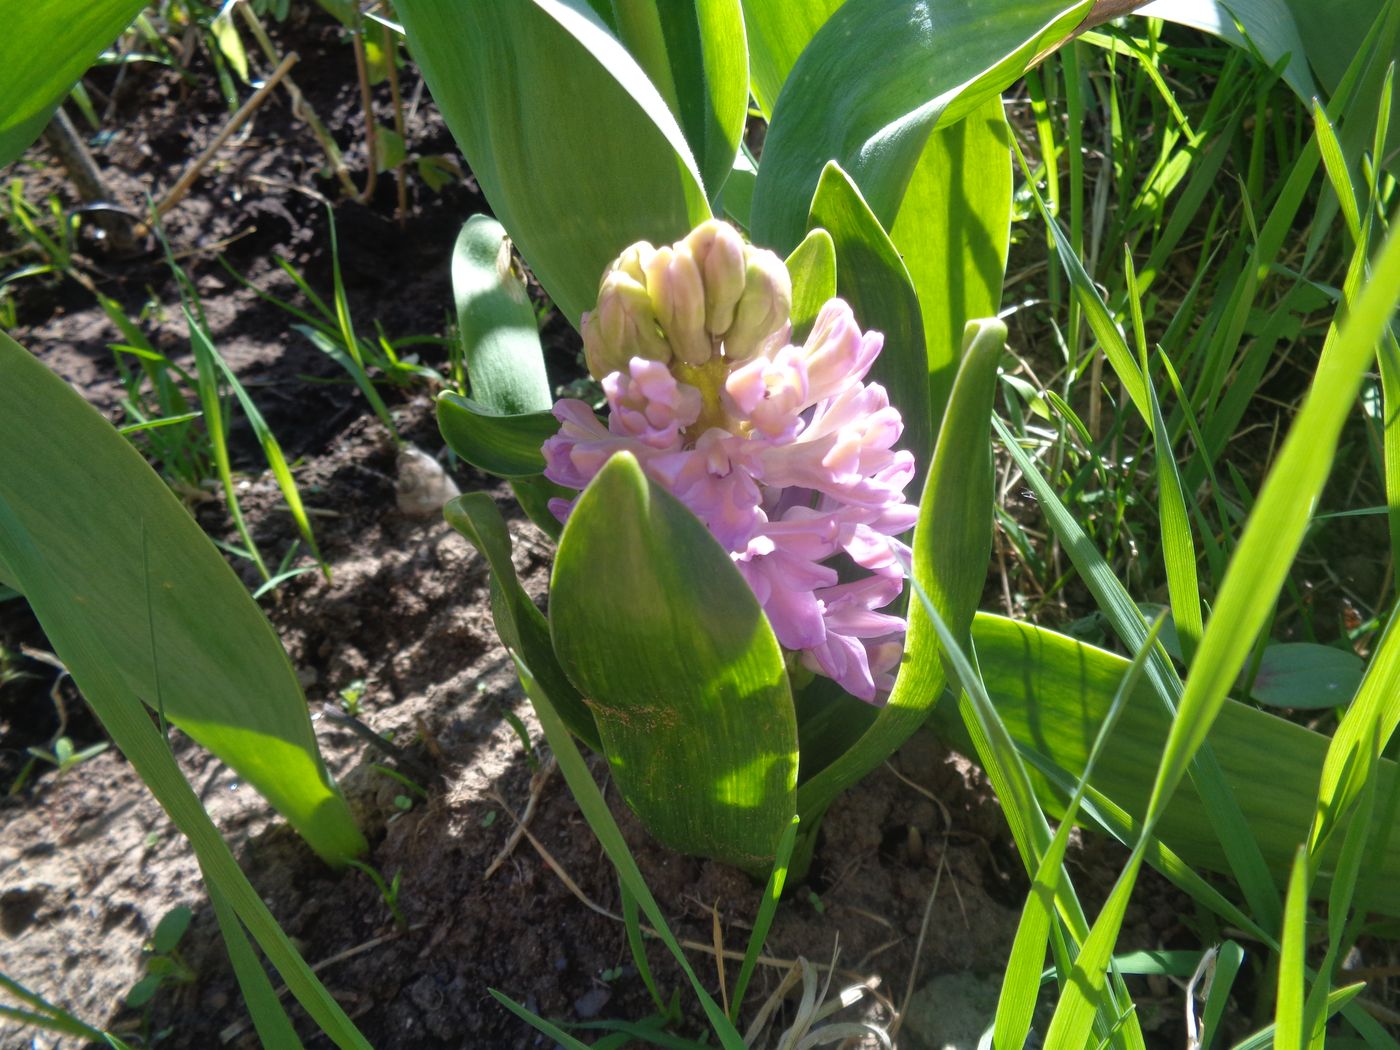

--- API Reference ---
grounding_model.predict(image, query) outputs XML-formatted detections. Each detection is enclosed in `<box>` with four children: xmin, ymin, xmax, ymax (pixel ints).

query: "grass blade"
<box><xmin>514</xmin><ymin>657</ymin><xmax>746</xmax><ymax>1050</ymax></box>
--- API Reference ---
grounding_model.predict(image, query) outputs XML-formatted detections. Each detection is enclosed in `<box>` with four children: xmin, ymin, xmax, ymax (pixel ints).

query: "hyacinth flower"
<box><xmin>440</xmin><ymin>214</ymin><xmax>1004</xmax><ymax>875</ymax></box>
<box><xmin>543</xmin><ymin>220</ymin><xmax>915</xmax><ymax>703</ymax></box>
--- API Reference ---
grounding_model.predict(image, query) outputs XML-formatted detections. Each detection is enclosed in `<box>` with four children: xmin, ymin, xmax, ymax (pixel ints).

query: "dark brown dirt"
<box><xmin>0</xmin><ymin>10</ymin><xmax>1203</xmax><ymax>1049</ymax></box>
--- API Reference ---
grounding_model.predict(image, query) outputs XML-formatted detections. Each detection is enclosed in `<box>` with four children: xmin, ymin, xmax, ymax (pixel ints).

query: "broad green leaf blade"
<box><xmin>452</xmin><ymin>215</ymin><xmax>552</xmax><ymax>414</ymax></box>
<box><xmin>0</xmin><ymin>486</ymin><xmax>371</xmax><ymax>1049</ymax></box>
<box><xmin>738</xmin><ymin>0</ymin><xmax>841</xmax><ymax>119</ymax></box>
<box><xmin>1250</xmin><ymin>644</ymin><xmax>1365</xmax><ymax>711</ymax></box>
<box><xmin>1137</xmin><ymin>0</ymin><xmax>1317</xmax><ymax>99</ymax></box>
<box><xmin>612</xmin><ymin>0</ymin><xmax>748</xmax><ymax>201</ymax></box>
<box><xmin>443</xmin><ymin>493</ymin><xmax>601</xmax><ymax>750</ymax></box>
<box><xmin>396</xmin><ymin>0</ymin><xmax>710</xmax><ymax>325</ymax></box>
<box><xmin>963</xmin><ymin>614</ymin><xmax>1400</xmax><ymax>911</ymax></box>
<box><xmin>750</xmin><ymin>0</ymin><xmax>1090</xmax><ymax>254</ymax></box>
<box><xmin>795</xmin><ymin>319</ymin><xmax>1003</xmax><ymax>822</ymax></box>
<box><xmin>783</xmin><ymin>227</ymin><xmax>837</xmax><ymax>341</ymax></box>
<box><xmin>0</xmin><ymin>1</ymin><xmax>148</xmax><ymax>166</ymax></box>
<box><xmin>436</xmin><ymin>393</ymin><xmax>556</xmax><ymax>478</ymax></box>
<box><xmin>550</xmin><ymin>453</ymin><xmax>797</xmax><ymax>872</ymax></box>
<box><xmin>807</xmin><ymin>162</ymin><xmax>931</xmax><ymax>472</ymax></box>
<box><xmin>0</xmin><ymin>333</ymin><xmax>364</xmax><ymax>864</ymax></box>
<box><xmin>890</xmin><ymin>97</ymin><xmax>1012</xmax><ymax>433</ymax></box>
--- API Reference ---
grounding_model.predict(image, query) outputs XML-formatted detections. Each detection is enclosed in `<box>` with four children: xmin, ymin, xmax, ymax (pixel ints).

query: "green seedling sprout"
<box><xmin>25</xmin><ymin>735</ymin><xmax>109</xmax><ymax>777</ymax></box>
<box><xmin>338</xmin><ymin>678</ymin><xmax>367</xmax><ymax>717</ymax></box>
<box><xmin>125</xmin><ymin>905</ymin><xmax>196</xmax><ymax>1010</ymax></box>
<box><xmin>499</xmin><ymin>705</ymin><xmax>538</xmax><ymax>772</ymax></box>
<box><xmin>345</xmin><ymin>860</ymin><xmax>407</xmax><ymax>931</ymax></box>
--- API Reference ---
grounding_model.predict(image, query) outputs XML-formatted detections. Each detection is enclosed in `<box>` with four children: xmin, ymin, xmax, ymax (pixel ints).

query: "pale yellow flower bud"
<box><xmin>683</xmin><ymin>219</ymin><xmax>747</xmax><ymax>336</ymax></box>
<box><xmin>721</xmin><ymin>248</ymin><xmax>793</xmax><ymax>363</ymax></box>
<box><xmin>582</xmin><ymin>270</ymin><xmax>670</xmax><ymax>378</ymax></box>
<box><xmin>645</xmin><ymin>245</ymin><xmax>711</xmax><ymax>366</ymax></box>
<box><xmin>611</xmin><ymin>241</ymin><xmax>657</xmax><ymax>286</ymax></box>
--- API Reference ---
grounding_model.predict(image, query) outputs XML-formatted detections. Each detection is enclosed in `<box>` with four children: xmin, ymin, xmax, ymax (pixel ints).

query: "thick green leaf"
<box><xmin>889</xmin><ymin>97</ymin><xmax>1011</xmax><ymax>432</ymax></box>
<box><xmin>436</xmin><ymin>393</ymin><xmax>556</xmax><ymax>478</ymax></box>
<box><xmin>738</xmin><ymin>0</ymin><xmax>841</xmax><ymax>120</ymax></box>
<box><xmin>549</xmin><ymin>453</ymin><xmax>796</xmax><ymax>873</ymax></box>
<box><xmin>611</xmin><ymin>0</ymin><xmax>748</xmax><ymax>202</ymax></box>
<box><xmin>0</xmin><ymin>453</ymin><xmax>372</xmax><ymax>1050</ymax></box>
<box><xmin>807</xmin><ymin>162</ymin><xmax>931</xmax><ymax>471</ymax></box>
<box><xmin>396</xmin><ymin>0</ymin><xmax>710</xmax><ymax>326</ymax></box>
<box><xmin>794</xmin><ymin>319</ymin><xmax>1003</xmax><ymax>822</ymax></box>
<box><xmin>443</xmin><ymin>493</ymin><xmax>600</xmax><ymax>750</ymax></box>
<box><xmin>750</xmin><ymin>0</ymin><xmax>1090</xmax><ymax>254</ymax></box>
<box><xmin>1250</xmin><ymin>644</ymin><xmax>1365</xmax><ymax>711</ymax></box>
<box><xmin>451</xmin><ymin>215</ymin><xmax>552</xmax><ymax>415</ymax></box>
<box><xmin>0</xmin><ymin>333</ymin><xmax>364</xmax><ymax>864</ymax></box>
<box><xmin>961</xmin><ymin>614</ymin><xmax>1400</xmax><ymax>910</ymax></box>
<box><xmin>0</xmin><ymin>1</ymin><xmax>148</xmax><ymax>166</ymax></box>
<box><xmin>1140</xmin><ymin>0</ymin><xmax>1317</xmax><ymax>99</ymax></box>
<box><xmin>783</xmin><ymin>227</ymin><xmax>836</xmax><ymax>341</ymax></box>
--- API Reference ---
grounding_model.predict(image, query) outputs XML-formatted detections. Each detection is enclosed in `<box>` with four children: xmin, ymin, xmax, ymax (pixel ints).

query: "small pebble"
<box><xmin>573</xmin><ymin>986</ymin><xmax>611</xmax><ymax>1020</ymax></box>
<box><xmin>396</xmin><ymin>444</ymin><xmax>460</xmax><ymax>518</ymax></box>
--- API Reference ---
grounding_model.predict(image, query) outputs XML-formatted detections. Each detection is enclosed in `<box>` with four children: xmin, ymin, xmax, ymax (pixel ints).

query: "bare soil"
<box><xmin>0</xmin><ymin>11</ymin><xmax>1198</xmax><ymax>1048</ymax></box>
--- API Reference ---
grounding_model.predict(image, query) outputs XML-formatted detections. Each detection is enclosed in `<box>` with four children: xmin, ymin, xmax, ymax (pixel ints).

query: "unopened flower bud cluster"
<box><xmin>546</xmin><ymin>221</ymin><xmax>914</xmax><ymax>703</ymax></box>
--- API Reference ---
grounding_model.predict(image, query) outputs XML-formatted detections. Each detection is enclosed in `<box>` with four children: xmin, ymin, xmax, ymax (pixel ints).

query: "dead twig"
<box><xmin>483</xmin><ymin>754</ymin><xmax>556</xmax><ymax>879</ymax></box>
<box><xmin>155</xmin><ymin>51</ymin><xmax>298</xmax><ymax>219</ymax></box>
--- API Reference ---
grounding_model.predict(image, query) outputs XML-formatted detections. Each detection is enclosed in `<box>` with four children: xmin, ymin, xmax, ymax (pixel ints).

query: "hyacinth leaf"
<box><xmin>0</xmin><ymin>498</ymin><xmax>372</xmax><ymax>1048</ymax></box>
<box><xmin>1248</xmin><ymin>643</ymin><xmax>1365</xmax><ymax>711</ymax></box>
<box><xmin>949</xmin><ymin>614</ymin><xmax>1400</xmax><ymax>911</ymax></box>
<box><xmin>506</xmin><ymin>476</ymin><xmax>570</xmax><ymax>544</ymax></box>
<box><xmin>719</xmin><ymin>149</ymin><xmax>757</xmax><ymax>230</ymax></box>
<box><xmin>783</xmin><ymin>227</ymin><xmax>837</xmax><ymax>341</ymax></box>
<box><xmin>749</xmin><ymin>0</ymin><xmax>1091</xmax><ymax>255</ymax></box>
<box><xmin>739</xmin><ymin>0</ymin><xmax>842</xmax><ymax>119</ymax></box>
<box><xmin>436</xmin><ymin>394</ymin><xmax>555</xmax><ymax>478</ymax></box>
<box><xmin>0</xmin><ymin>334</ymin><xmax>364</xmax><ymax>864</ymax></box>
<box><xmin>610</xmin><ymin>0</ymin><xmax>748</xmax><ymax>203</ymax></box>
<box><xmin>807</xmin><ymin>162</ymin><xmax>931</xmax><ymax>472</ymax></box>
<box><xmin>550</xmin><ymin>453</ymin><xmax>797</xmax><ymax>873</ymax></box>
<box><xmin>396</xmin><ymin>0</ymin><xmax>710</xmax><ymax>326</ymax></box>
<box><xmin>890</xmin><ymin>98</ymin><xmax>1012</xmax><ymax>433</ymax></box>
<box><xmin>443</xmin><ymin>494</ymin><xmax>601</xmax><ymax>750</ymax></box>
<box><xmin>794</xmin><ymin>319</ymin><xmax>1003</xmax><ymax>823</ymax></box>
<box><xmin>0</xmin><ymin>1</ymin><xmax>149</xmax><ymax>166</ymax></box>
<box><xmin>1138</xmin><ymin>0</ymin><xmax>1317</xmax><ymax>99</ymax></box>
<box><xmin>451</xmin><ymin>215</ymin><xmax>552</xmax><ymax>415</ymax></box>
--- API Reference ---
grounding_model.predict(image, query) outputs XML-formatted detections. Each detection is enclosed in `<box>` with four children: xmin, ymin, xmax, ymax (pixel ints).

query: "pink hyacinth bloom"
<box><xmin>544</xmin><ymin>295</ymin><xmax>913</xmax><ymax>703</ymax></box>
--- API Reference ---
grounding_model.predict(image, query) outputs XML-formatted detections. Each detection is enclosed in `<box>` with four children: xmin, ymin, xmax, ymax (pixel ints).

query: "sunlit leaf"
<box><xmin>396</xmin><ymin>0</ymin><xmax>710</xmax><ymax>325</ymax></box>
<box><xmin>0</xmin><ymin>333</ymin><xmax>364</xmax><ymax>864</ymax></box>
<box><xmin>550</xmin><ymin>453</ymin><xmax>796</xmax><ymax>873</ymax></box>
